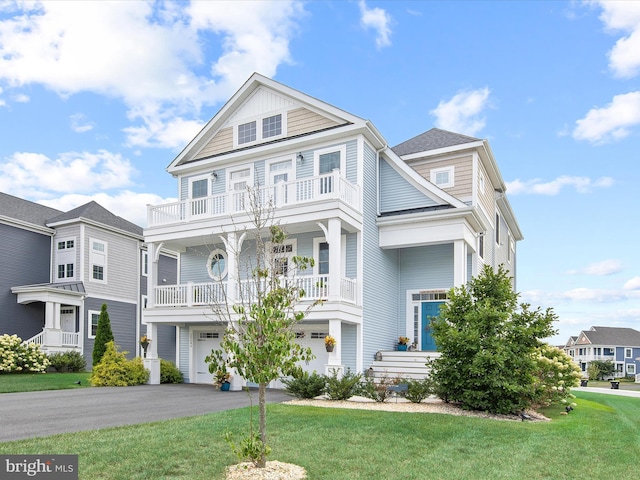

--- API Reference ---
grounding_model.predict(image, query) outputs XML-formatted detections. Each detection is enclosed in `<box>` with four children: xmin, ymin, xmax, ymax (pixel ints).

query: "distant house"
<box><xmin>564</xmin><ymin>326</ymin><xmax>640</xmax><ymax>378</ymax></box>
<box><xmin>142</xmin><ymin>73</ymin><xmax>522</xmax><ymax>386</ymax></box>
<box><xmin>0</xmin><ymin>192</ymin><xmax>177</xmax><ymax>367</ymax></box>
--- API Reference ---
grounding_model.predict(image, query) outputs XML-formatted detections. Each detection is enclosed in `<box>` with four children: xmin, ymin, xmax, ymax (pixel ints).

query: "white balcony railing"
<box><xmin>147</xmin><ymin>172</ymin><xmax>360</xmax><ymax>228</ymax></box>
<box><xmin>153</xmin><ymin>275</ymin><xmax>357</xmax><ymax>307</ymax></box>
<box><xmin>24</xmin><ymin>330</ymin><xmax>80</xmax><ymax>348</ymax></box>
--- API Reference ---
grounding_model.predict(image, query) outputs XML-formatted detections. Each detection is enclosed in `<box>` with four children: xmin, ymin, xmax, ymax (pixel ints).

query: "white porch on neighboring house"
<box><xmin>11</xmin><ymin>282</ymin><xmax>86</xmax><ymax>353</ymax></box>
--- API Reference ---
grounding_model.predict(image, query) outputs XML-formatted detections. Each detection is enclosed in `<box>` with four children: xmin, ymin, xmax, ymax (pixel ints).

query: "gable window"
<box><xmin>90</xmin><ymin>239</ymin><xmax>107</xmax><ymax>283</ymax></box>
<box><xmin>431</xmin><ymin>166</ymin><xmax>454</xmax><ymax>188</ymax></box>
<box><xmin>262</xmin><ymin>114</ymin><xmax>282</xmax><ymax>138</ymax></box>
<box><xmin>88</xmin><ymin>310</ymin><xmax>100</xmax><ymax>338</ymax></box>
<box><xmin>238</xmin><ymin>120</ymin><xmax>257</xmax><ymax>144</ymax></box>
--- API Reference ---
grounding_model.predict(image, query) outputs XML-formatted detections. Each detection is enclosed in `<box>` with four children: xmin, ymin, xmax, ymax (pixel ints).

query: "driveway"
<box><xmin>0</xmin><ymin>384</ymin><xmax>292</xmax><ymax>442</ymax></box>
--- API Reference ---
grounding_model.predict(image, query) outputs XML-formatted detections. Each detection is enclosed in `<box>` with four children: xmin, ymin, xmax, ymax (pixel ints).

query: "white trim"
<box><xmin>625</xmin><ymin>348</ymin><xmax>633</xmax><ymax>358</ymax></box>
<box><xmin>87</xmin><ymin>310</ymin><xmax>100</xmax><ymax>339</ymax></box>
<box><xmin>142</xmin><ymin>251</ymin><xmax>149</xmax><ymax>277</ymax></box>
<box><xmin>626</xmin><ymin>363</ymin><xmax>636</xmax><ymax>375</ymax></box>
<box><xmin>89</xmin><ymin>237</ymin><xmax>107</xmax><ymax>284</ymax></box>
<box><xmin>227</xmin><ymin>164</ymin><xmax>255</xmax><ymax>191</ymax></box>
<box><xmin>233</xmin><ymin>109</ymin><xmax>287</xmax><ymax>149</ymax></box>
<box><xmin>312</xmin><ymin>235</ymin><xmax>347</xmax><ymax>276</ymax></box>
<box><xmin>314</xmin><ymin>144</ymin><xmax>346</xmax><ymax>176</ymax></box>
<box><xmin>206</xmin><ymin>248</ymin><xmax>228</xmax><ymax>281</ymax></box>
<box><xmin>431</xmin><ymin>166</ymin><xmax>455</xmax><ymax>189</ymax></box>
<box><xmin>406</xmin><ymin>289</ymin><xmax>449</xmax><ymax>350</ymax></box>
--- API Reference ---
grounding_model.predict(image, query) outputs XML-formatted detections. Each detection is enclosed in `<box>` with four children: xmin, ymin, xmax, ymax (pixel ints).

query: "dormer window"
<box><xmin>235</xmin><ymin>113</ymin><xmax>285</xmax><ymax>147</ymax></box>
<box><xmin>431</xmin><ymin>166</ymin><xmax>454</xmax><ymax>188</ymax></box>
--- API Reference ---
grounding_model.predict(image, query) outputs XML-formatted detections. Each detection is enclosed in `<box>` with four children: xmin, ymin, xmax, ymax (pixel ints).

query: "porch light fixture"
<box><xmin>211</xmin><ymin>171</ymin><xmax>218</xmax><ymax>181</ymax></box>
<box><xmin>296</xmin><ymin>153</ymin><xmax>304</xmax><ymax>165</ymax></box>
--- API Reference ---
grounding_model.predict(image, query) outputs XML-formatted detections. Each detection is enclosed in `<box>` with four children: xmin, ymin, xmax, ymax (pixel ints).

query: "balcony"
<box><xmin>147</xmin><ymin>172</ymin><xmax>360</xmax><ymax>228</ymax></box>
<box><xmin>152</xmin><ymin>275</ymin><xmax>358</xmax><ymax>308</ymax></box>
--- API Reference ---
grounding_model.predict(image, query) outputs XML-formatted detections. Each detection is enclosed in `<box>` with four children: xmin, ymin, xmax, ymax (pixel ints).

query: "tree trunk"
<box><xmin>258</xmin><ymin>382</ymin><xmax>267</xmax><ymax>468</ymax></box>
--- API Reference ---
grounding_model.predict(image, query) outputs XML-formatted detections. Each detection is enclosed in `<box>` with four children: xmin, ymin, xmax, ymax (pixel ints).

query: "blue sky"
<box><xmin>1</xmin><ymin>1</ymin><xmax>639</xmax><ymax>344</ymax></box>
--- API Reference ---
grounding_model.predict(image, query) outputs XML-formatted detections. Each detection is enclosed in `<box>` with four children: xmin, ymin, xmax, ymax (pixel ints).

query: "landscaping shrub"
<box><xmin>92</xmin><ymin>303</ymin><xmax>114</xmax><ymax>367</ymax></box>
<box><xmin>532</xmin><ymin>344</ymin><xmax>582</xmax><ymax>407</ymax></box>
<box><xmin>90</xmin><ymin>341</ymin><xmax>149</xmax><ymax>386</ymax></box>
<box><xmin>324</xmin><ymin>368</ymin><xmax>362</xmax><ymax>400</ymax></box>
<box><xmin>587</xmin><ymin>359</ymin><xmax>615</xmax><ymax>381</ymax></box>
<box><xmin>160</xmin><ymin>359</ymin><xmax>184</xmax><ymax>383</ymax></box>
<box><xmin>0</xmin><ymin>334</ymin><xmax>49</xmax><ymax>373</ymax></box>
<box><xmin>282</xmin><ymin>370</ymin><xmax>325</xmax><ymax>399</ymax></box>
<box><xmin>359</xmin><ymin>375</ymin><xmax>400</xmax><ymax>403</ymax></box>
<box><xmin>48</xmin><ymin>351</ymin><xmax>86</xmax><ymax>372</ymax></box>
<box><xmin>405</xmin><ymin>377</ymin><xmax>434</xmax><ymax>403</ymax></box>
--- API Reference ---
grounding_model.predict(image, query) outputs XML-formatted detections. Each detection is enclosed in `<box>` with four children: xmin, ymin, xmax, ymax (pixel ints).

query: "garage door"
<box><xmin>297</xmin><ymin>331</ymin><xmax>330</xmax><ymax>375</ymax></box>
<box><xmin>195</xmin><ymin>331</ymin><xmax>221</xmax><ymax>384</ymax></box>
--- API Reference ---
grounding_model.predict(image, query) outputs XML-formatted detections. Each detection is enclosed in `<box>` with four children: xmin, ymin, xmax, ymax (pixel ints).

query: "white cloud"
<box><xmin>566</xmin><ymin>260</ymin><xmax>623</xmax><ymax>276</ymax></box>
<box><xmin>70</xmin><ymin>113</ymin><xmax>94</xmax><ymax>133</ymax></box>
<box><xmin>430</xmin><ymin>87</ymin><xmax>491</xmax><ymax>136</ymax></box>
<box><xmin>624</xmin><ymin>277</ymin><xmax>640</xmax><ymax>290</ymax></box>
<box><xmin>594</xmin><ymin>0</ymin><xmax>640</xmax><ymax>78</ymax></box>
<box><xmin>0</xmin><ymin>150</ymin><xmax>136</xmax><ymax>197</ymax></box>
<box><xmin>506</xmin><ymin>175</ymin><xmax>613</xmax><ymax>195</ymax></box>
<box><xmin>573</xmin><ymin>91</ymin><xmax>640</xmax><ymax>143</ymax></box>
<box><xmin>40</xmin><ymin>191</ymin><xmax>178</xmax><ymax>228</ymax></box>
<box><xmin>522</xmin><ymin>287</ymin><xmax>640</xmax><ymax>304</ymax></box>
<box><xmin>0</xmin><ymin>1</ymin><xmax>304</xmax><ymax>148</ymax></box>
<box><xmin>358</xmin><ymin>0</ymin><xmax>392</xmax><ymax>49</ymax></box>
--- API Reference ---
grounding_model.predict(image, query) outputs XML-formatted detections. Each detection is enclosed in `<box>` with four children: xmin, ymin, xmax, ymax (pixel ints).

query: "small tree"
<box><xmin>430</xmin><ymin>264</ymin><xmax>556</xmax><ymax>414</ymax></box>
<box><xmin>92</xmin><ymin>303</ymin><xmax>114</xmax><ymax>366</ymax></box>
<box><xmin>206</xmin><ymin>187</ymin><xmax>320</xmax><ymax>468</ymax></box>
<box><xmin>588</xmin><ymin>359</ymin><xmax>616</xmax><ymax>380</ymax></box>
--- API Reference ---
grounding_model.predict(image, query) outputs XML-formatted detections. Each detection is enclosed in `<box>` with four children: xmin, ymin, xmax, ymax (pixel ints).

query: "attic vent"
<box><xmin>310</xmin><ymin>332</ymin><xmax>328</xmax><ymax>339</ymax></box>
<box><xmin>198</xmin><ymin>332</ymin><xmax>219</xmax><ymax>340</ymax></box>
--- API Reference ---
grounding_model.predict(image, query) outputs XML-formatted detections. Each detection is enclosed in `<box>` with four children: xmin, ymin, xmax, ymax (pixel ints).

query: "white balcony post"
<box><xmin>325</xmin><ymin>319</ymin><xmax>343</xmax><ymax>376</ymax></box>
<box><xmin>453</xmin><ymin>240</ymin><xmax>467</xmax><ymax>288</ymax></box>
<box><xmin>147</xmin><ymin>242</ymin><xmax>158</xmax><ymax>308</ymax></box>
<box><xmin>226</xmin><ymin>232</ymin><xmax>238</xmax><ymax>303</ymax></box>
<box><xmin>144</xmin><ymin>322</ymin><xmax>160</xmax><ymax>384</ymax></box>
<box><xmin>328</xmin><ymin>218</ymin><xmax>341</xmax><ymax>301</ymax></box>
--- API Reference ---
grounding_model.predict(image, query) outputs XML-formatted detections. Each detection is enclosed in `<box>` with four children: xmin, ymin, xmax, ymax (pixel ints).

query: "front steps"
<box><xmin>366</xmin><ymin>350</ymin><xmax>440</xmax><ymax>381</ymax></box>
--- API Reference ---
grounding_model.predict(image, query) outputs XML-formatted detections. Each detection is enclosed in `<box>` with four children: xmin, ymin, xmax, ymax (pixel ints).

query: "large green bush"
<box><xmin>160</xmin><ymin>359</ymin><xmax>184</xmax><ymax>383</ymax></box>
<box><xmin>48</xmin><ymin>351</ymin><xmax>86</xmax><ymax>372</ymax></box>
<box><xmin>430</xmin><ymin>265</ymin><xmax>556</xmax><ymax>414</ymax></box>
<box><xmin>587</xmin><ymin>359</ymin><xmax>616</xmax><ymax>381</ymax></box>
<box><xmin>90</xmin><ymin>341</ymin><xmax>149</xmax><ymax>386</ymax></box>
<box><xmin>532</xmin><ymin>344</ymin><xmax>582</xmax><ymax>406</ymax></box>
<box><xmin>283</xmin><ymin>370</ymin><xmax>325</xmax><ymax>399</ymax></box>
<box><xmin>0</xmin><ymin>334</ymin><xmax>49</xmax><ymax>373</ymax></box>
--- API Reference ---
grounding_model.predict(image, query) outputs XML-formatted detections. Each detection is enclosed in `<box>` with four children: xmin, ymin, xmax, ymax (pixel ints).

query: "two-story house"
<box><xmin>1</xmin><ymin>192</ymin><xmax>177</xmax><ymax>367</ymax></box>
<box><xmin>142</xmin><ymin>73</ymin><xmax>521</xmax><ymax>386</ymax></box>
<box><xmin>564</xmin><ymin>326</ymin><xmax>640</xmax><ymax>378</ymax></box>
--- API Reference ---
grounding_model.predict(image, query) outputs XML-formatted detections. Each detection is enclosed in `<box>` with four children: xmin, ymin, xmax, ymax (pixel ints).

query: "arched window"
<box><xmin>207</xmin><ymin>249</ymin><xmax>228</xmax><ymax>281</ymax></box>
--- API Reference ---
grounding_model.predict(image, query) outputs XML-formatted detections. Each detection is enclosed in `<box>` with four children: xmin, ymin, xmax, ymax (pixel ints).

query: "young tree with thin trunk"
<box><xmin>206</xmin><ymin>187</ymin><xmax>320</xmax><ymax>468</ymax></box>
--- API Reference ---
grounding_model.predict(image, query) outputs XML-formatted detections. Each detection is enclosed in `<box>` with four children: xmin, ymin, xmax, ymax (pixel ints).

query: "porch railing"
<box><xmin>147</xmin><ymin>172</ymin><xmax>360</xmax><ymax>227</ymax></box>
<box><xmin>152</xmin><ymin>275</ymin><xmax>357</xmax><ymax>307</ymax></box>
<box><xmin>24</xmin><ymin>330</ymin><xmax>80</xmax><ymax>348</ymax></box>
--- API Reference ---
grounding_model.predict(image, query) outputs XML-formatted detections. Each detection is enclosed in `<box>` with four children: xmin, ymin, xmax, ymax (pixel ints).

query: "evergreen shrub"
<box><xmin>90</xmin><ymin>341</ymin><xmax>149</xmax><ymax>386</ymax></box>
<box><xmin>160</xmin><ymin>359</ymin><xmax>184</xmax><ymax>383</ymax></box>
<box><xmin>48</xmin><ymin>351</ymin><xmax>86</xmax><ymax>372</ymax></box>
<box><xmin>282</xmin><ymin>370</ymin><xmax>325</xmax><ymax>399</ymax></box>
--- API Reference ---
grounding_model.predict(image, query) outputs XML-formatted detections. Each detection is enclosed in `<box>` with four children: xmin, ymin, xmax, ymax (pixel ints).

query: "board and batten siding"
<box><xmin>0</xmin><ymin>223</ymin><xmax>51</xmax><ymax>339</ymax></box>
<box><xmin>411</xmin><ymin>154</ymin><xmax>473</xmax><ymax>201</ymax></box>
<box><xmin>397</xmin><ymin>244</ymin><xmax>454</xmax><ymax>334</ymax></box>
<box><xmin>362</xmin><ymin>142</ymin><xmax>399</xmax><ymax>360</ymax></box>
<box><xmin>83</xmin><ymin>225</ymin><xmax>140</xmax><ymax>302</ymax></box>
<box><xmin>379</xmin><ymin>157</ymin><xmax>439</xmax><ymax>213</ymax></box>
<box><xmin>84</xmin><ymin>297</ymin><xmax>137</xmax><ymax>368</ymax></box>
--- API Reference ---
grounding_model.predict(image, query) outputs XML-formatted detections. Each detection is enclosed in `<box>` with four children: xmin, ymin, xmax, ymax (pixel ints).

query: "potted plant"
<box><xmin>325</xmin><ymin>335</ymin><xmax>336</xmax><ymax>352</ymax></box>
<box><xmin>397</xmin><ymin>336</ymin><xmax>410</xmax><ymax>351</ymax></box>
<box><xmin>214</xmin><ymin>366</ymin><xmax>232</xmax><ymax>391</ymax></box>
<box><xmin>139</xmin><ymin>335</ymin><xmax>151</xmax><ymax>358</ymax></box>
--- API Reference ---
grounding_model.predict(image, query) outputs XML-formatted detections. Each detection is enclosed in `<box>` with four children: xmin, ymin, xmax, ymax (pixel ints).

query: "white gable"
<box><xmin>224</xmin><ymin>87</ymin><xmax>296</xmax><ymax>126</ymax></box>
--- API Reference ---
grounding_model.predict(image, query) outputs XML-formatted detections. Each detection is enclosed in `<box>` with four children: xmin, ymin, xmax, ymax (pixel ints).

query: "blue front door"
<box><xmin>421</xmin><ymin>302</ymin><xmax>443</xmax><ymax>351</ymax></box>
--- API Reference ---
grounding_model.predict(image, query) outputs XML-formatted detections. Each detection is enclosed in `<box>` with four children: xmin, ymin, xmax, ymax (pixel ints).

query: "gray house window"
<box><xmin>238</xmin><ymin>121</ymin><xmax>256</xmax><ymax>144</ymax></box>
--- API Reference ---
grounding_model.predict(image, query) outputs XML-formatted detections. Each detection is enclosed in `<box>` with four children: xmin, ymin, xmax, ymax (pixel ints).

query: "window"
<box><xmin>57</xmin><ymin>263</ymin><xmax>74</xmax><ymax>279</ymax></box>
<box><xmin>478</xmin><ymin>234</ymin><xmax>484</xmax><ymax>259</ymax></box>
<box><xmin>66</xmin><ymin>264</ymin><xmax>74</xmax><ymax>278</ymax></box>
<box><xmin>431</xmin><ymin>166</ymin><xmax>454</xmax><ymax>188</ymax></box>
<box><xmin>479</xmin><ymin>172</ymin><xmax>485</xmax><ymax>194</ymax></box>
<box><xmin>625</xmin><ymin>348</ymin><xmax>632</xmax><ymax>358</ymax></box>
<box><xmin>271</xmin><ymin>241</ymin><xmax>295</xmax><ymax>276</ymax></box>
<box><xmin>58</xmin><ymin>264</ymin><xmax>65</xmax><ymax>279</ymax></box>
<box><xmin>229</xmin><ymin>167</ymin><xmax>253</xmax><ymax>211</ymax></box>
<box><xmin>238</xmin><ymin>120</ymin><xmax>256</xmax><ymax>144</ymax></box>
<box><xmin>90</xmin><ymin>239</ymin><xmax>107</xmax><ymax>283</ymax></box>
<box><xmin>58</xmin><ymin>240</ymin><xmax>74</xmax><ymax>250</ymax></box>
<box><xmin>317</xmin><ymin>242</ymin><xmax>329</xmax><ymax>275</ymax></box>
<box><xmin>604</xmin><ymin>348</ymin><xmax>614</xmax><ymax>356</ymax></box>
<box><xmin>495</xmin><ymin>213</ymin><xmax>501</xmax><ymax>245</ymax></box>
<box><xmin>191</xmin><ymin>178</ymin><xmax>208</xmax><ymax>199</ymax></box>
<box><xmin>206</xmin><ymin>249</ymin><xmax>228</xmax><ymax>281</ymax></box>
<box><xmin>142</xmin><ymin>251</ymin><xmax>148</xmax><ymax>277</ymax></box>
<box><xmin>262</xmin><ymin>114</ymin><xmax>282</xmax><ymax>138</ymax></box>
<box><xmin>88</xmin><ymin>310</ymin><xmax>100</xmax><ymax>338</ymax></box>
<box><xmin>626</xmin><ymin>363</ymin><xmax>636</xmax><ymax>375</ymax></box>
<box><xmin>315</xmin><ymin>146</ymin><xmax>345</xmax><ymax>195</ymax></box>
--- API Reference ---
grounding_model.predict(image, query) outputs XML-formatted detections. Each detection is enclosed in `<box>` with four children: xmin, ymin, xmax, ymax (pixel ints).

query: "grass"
<box><xmin>0</xmin><ymin>372</ymin><xmax>92</xmax><ymax>393</ymax></box>
<box><xmin>1</xmin><ymin>391</ymin><xmax>639</xmax><ymax>479</ymax></box>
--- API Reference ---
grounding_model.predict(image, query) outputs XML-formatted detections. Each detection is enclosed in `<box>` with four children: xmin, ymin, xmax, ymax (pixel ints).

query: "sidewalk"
<box><xmin>573</xmin><ymin>386</ymin><xmax>640</xmax><ymax>398</ymax></box>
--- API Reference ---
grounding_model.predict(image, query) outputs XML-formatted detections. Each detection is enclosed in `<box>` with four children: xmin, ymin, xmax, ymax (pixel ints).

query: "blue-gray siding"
<box><xmin>0</xmin><ymin>223</ymin><xmax>51</xmax><ymax>339</ymax></box>
<box><xmin>179</xmin><ymin>327</ymin><xmax>190</xmax><ymax>383</ymax></box>
<box><xmin>342</xmin><ymin>323</ymin><xmax>357</xmax><ymax>373</ymax></box>
<box><xmin>379</xmin><ymin>157</ymin><xmax>439</xmax><ymax>213</ymax></box>
<box><xmin>84</xmin><ymin>298</ymin><xmax>137</xmax><ymax>368</ymax></box>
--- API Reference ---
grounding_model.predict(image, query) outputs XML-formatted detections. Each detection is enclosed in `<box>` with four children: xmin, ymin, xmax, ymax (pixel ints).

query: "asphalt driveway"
<box><xmin>0</xmin><ymin>384</ymin><xmax>292</xmax><ymax>442</ymax></box>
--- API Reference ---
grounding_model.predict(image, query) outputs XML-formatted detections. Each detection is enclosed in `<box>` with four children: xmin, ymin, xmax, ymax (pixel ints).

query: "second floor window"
<box><xmin>91</xmin><ymin>239</ymin><xmax>107</xmax><ymax>283</ymax></box>
<box><xmin>262</xmin><ymin>114</ymin><xmax>281</xmax><ymax>138</ymax></box>
<box><xmin>238</xmin><ymin>121</ymin><xmax>256</xmax><ymax>144</ymax></box>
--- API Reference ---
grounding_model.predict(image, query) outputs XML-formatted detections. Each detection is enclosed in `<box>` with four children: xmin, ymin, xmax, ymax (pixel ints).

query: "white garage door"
<box><xmin>297</xmin><ymin>331</ymin><xmax>330</xmax><ymax>375</ymax></box>
<box><xmin>195</xmin><ymin>331</ymin><xmax>222</xmax><ymax>384</ymax></box>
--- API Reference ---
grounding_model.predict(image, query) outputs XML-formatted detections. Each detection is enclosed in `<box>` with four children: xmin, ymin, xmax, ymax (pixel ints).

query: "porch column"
<box><xmin>453</xmin><ymin>240</ymin><xmax>467</xmax><ymax>287</ymax></box>
<box><xmin>44</xmin><ymin>302</ymin><xmax>55</xmax><ymax>329</ymax></box>
<box><xmin>327</xmin><ymin>218</ymin><xmax>342</xmax><ymax>301</ymax></box>
<box><xmin>226</xmin><ymin>232</ymin><xmax>238</xmax><ymax>303</ymax></box>
<box><xmin>144</xmin><ymin>322</ymin><xmax>160</xmax><ymax>384</ymax></box>
<box><xmin>325</xmin><ymin>319</ymin><xmax>344</xmax><ymax>377</ymax></box>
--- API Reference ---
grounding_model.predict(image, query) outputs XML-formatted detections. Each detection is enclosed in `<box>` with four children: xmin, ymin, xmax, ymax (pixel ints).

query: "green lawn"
<box><xmin>0</xmin><ymin>391</ymin><xmax>638</xmax><ymax>479</ymax></box>
<box><xmin>0</xmin><ymin>372</ymin><xmax>92</xmax><ymax>393</ymax></box>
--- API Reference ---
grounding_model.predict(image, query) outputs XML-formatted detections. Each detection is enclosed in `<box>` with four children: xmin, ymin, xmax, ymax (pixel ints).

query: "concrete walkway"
<box><xmin>0</xmin><ymin>384</ymin><xmax>291</xmax><ymax>442</ymax></box>
<box><xmin>573</xmin><ymin>386</ymin><xmax>640</xmax><ymax>398</ymax></box>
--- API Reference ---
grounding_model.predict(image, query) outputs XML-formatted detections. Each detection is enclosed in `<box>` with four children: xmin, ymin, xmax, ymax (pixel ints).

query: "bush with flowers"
<box><xmin>0</xmin><ymin>334</ymin><xmax>49</xmax><ymax>374</ymax></box>
<box><xmin>532</xmin><ymin>343</ymin><xmax>582</xmax><ymax>407</ymax></box>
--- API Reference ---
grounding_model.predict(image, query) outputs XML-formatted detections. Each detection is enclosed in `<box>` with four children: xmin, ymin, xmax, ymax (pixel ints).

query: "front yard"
<box><xmin>0</xmin><ymin>372</ymin><xmax>92</xmax><ymax>393</ymax></box>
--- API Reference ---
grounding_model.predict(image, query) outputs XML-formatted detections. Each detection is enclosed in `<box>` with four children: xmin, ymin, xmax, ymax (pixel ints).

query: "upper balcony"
<box><xmin>147</xmin><ymin>172</ymin><xmax>360</xmax><ymax>229</ymax></box>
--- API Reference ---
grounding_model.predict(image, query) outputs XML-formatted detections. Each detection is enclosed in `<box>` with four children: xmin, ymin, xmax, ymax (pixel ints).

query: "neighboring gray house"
<box><xmin>142</xmin><ymin>73</ymin><xmax>522</xmax><ymax>386</ymax></box>
<box><xmin>564</xmin><ymin>326</ymin><xmax>640</xmax><ymax>378</ymax></box>
<box><xmin>1</xmin><ymin>192</ymin><xmax>177</xmax><ymax>367</ymax></box>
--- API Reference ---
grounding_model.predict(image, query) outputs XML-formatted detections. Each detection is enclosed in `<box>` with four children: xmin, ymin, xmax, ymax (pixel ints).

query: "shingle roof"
<box><xmin>0</xmin><ymin>192</ymin><xmax>63</xmax><ymax>228</ymax></box>
<box><xmin>581</xmin><ymin>326</ymin><xmax>640</xmax><ymax>346</ymax></box>
<box><xmin>392</xmin><ymin>128</ymin><xmax>481</xmax><ymax>157</ymax></box>
<box><xmin>47</xmin><ymin>201</ymin><xmax>143</xmax><ymax>237</ymax></box>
